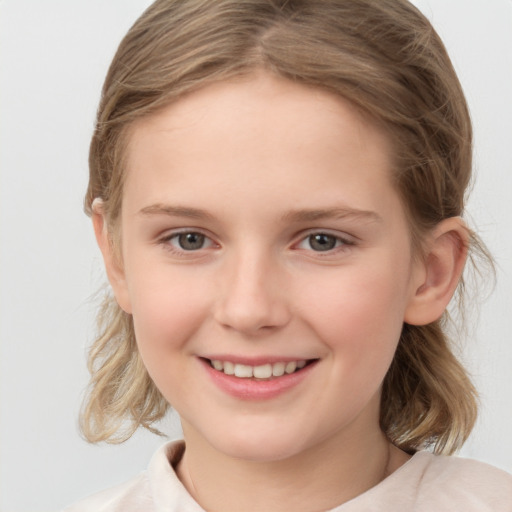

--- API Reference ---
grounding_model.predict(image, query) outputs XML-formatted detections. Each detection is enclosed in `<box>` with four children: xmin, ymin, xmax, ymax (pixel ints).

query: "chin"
<box><xmin>203</xmin><ymin>421</ymin><xmax>313</xmax><ymax>463</ymax></box>
<box><xmin>223</xmin><ymin>439</ymin><xmax>300</xmax><ymax>463</ymax></box>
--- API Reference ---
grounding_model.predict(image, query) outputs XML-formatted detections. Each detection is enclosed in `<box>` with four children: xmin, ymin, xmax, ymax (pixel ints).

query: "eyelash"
<box><xmin>295</xmin><ymin>232</ymin><xmax>355</xmax><ymax>254</ymax></box>
<box><xmin>159</xmin><ymin>230</ymin><xmax>216</xmax><ymax>256</ymax></box>
<box><xmin>157</xmin><ymin>230</ymin><xmax>355</xmax><ymax>256</ymax></box>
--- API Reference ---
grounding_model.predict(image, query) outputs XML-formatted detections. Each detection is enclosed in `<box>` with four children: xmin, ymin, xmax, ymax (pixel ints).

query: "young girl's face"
<box><xmin>105</xmin><ymin>72</ymin><xmax>426</xmax><ymax>462</ymax></box>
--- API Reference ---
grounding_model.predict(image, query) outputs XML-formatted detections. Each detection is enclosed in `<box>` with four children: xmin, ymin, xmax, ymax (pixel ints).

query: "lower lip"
<box><xmin>200</xmin><ymin>359</ymin><xmax>318</xmax><ymax>400</ymax></box>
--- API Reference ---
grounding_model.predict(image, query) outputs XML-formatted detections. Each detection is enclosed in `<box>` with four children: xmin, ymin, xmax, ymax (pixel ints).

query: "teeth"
<box><xmin>212</xmin><ymin>360</ymin><xmax>223</xmax><ymax>371</ymax></box>
<box><xmin>285</xmin><ymin>361</ymin><xmax>297</xmax><ymax>374</ymax></box>
<box><xmin>209</xmin><ymin>359</ymin><xmax>309</xmax><ymax>378</ymax></box>
<box><xmin>223</xmin><ymin>361</ymin><xmax>235</xmax><ymax>375</ymax></box>
<box><xmin>234</xmin><ymin>364</ymin><xmax>253</xmax><ymax>378</ymax></box>
<box><xmin>272</xmin><ymin>362</ymin><xmax>285</xmax><ymax>377</ymax></box>
<box><xmin>253</xmin><ymin>364</ymin><xmax>272</xmax><ymax>379</ymax></box>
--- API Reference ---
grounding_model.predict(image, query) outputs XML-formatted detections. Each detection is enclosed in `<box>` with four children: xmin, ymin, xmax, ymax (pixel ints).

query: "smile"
<box><xmin>201</xmin><ymin>357</ymin><xmax>319</xmax><ymax>400</ymax></box>
<box><xmin>209</xmin><ymin>359</ymin><xmax>308</xmax><ymax>379</ymax></box>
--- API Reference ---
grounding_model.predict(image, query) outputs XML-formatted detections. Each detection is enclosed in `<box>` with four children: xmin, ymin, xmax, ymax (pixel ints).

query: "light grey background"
<box><xmin>1</xmin><ymin>1</ymin><xmax>511</xmax><ymax>511</ymax></box>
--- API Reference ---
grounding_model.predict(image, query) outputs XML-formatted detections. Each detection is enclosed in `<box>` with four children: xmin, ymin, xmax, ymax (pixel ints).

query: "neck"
<box><xmin>176</xmin><ymin>418</ymin><xmax>408</xmax><ymax>512</ymax></box>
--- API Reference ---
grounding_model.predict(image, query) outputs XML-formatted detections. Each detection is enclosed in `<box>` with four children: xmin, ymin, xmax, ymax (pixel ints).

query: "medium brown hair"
<box><xmin>81</xmin><ymin>0</ymin><xmax>491</xmax><ymax>453</ymax></box>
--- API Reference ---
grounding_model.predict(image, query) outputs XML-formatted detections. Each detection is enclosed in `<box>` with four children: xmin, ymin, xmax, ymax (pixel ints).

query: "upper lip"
<box><xmin>200</xmin><ymin>355</ymin><xmax>317</xmax><ymax>366</ymax></box>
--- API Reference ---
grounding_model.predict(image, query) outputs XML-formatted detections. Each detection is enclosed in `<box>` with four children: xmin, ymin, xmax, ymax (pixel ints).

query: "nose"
<box><xmin>213</xmin><ymin>249</ymin><xmax>291</xmax><ymax>335</ymax></box>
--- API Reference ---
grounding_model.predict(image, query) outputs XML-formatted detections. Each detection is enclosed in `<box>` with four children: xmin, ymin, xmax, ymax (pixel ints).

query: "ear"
<box><xmin>92</xmin><ymin>199</ymin><xmax>133</xmax><ymax>314</ymax></box>
<box><xmin>404</xmin><ymin>217</ymin><xmax>468</xmax><ymax>325</ymax></box>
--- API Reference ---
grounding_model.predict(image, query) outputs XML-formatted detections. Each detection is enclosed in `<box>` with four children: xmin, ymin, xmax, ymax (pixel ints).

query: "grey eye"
<box><xmin>174</xmin><ymin>232</ymin><xmax>207</xmax><ymax>250</ymax></box>
<box><xmin>307</xmin><ymin>234</ymin><xmax>339</xmax><ymax>251</ymax></box>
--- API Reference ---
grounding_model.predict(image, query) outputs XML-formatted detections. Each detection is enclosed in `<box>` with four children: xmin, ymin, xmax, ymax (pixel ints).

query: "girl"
<box><xmin>66</xmin><ymin>0</ymin><xmax>512</xmax><ymax>510</ymax></box>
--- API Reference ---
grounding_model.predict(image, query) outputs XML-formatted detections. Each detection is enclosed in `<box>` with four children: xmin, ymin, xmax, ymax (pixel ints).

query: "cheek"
<box><xmin>298</xmin><ymin>258</ymin><xmax>410</xmax><ymax>375</ymax></box>
<box><xmin>126</xmin><ymin>262</ymin><xmax>212</xmax><ymax>367</ymax></box>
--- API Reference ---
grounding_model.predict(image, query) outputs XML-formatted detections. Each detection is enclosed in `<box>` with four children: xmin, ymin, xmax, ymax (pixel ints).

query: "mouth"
<box><xmin>203</xmin><ymin>358</ymin><xmax>316</xmax><ymax>380</ymax></box>
<box><xmin>200</xmin><ymin>357</ymin><xmax>319</xmax><ymax>400</ymax></box>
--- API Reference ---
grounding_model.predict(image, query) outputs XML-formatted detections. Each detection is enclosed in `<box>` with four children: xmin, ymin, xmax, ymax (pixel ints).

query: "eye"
<box><xmin>297</xmin><ymin>233</ymin><xmax>350</xmax><ymax>252</ymax></box>
<box><xmin>167</xmin><ymin>231</ymin><xmax>214</xmax><ymax>251</ymax></box>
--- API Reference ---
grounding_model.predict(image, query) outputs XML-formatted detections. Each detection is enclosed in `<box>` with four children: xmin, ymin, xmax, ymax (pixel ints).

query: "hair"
<box><xmin>81</xmin><ymin>0</ymin><xmax>492</xmax><ymax>454</ymax></box>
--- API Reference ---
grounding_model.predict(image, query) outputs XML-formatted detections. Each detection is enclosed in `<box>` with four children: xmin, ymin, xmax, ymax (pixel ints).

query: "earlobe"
<box><xmin>91</xmin><ymin>199</ymin><xmax>133</xmax><ymax>314</ymax></box>
<box><xmin>404</xmin><ymin>217</ymin><xmax>468</xmax><ymax>326</ymax></box>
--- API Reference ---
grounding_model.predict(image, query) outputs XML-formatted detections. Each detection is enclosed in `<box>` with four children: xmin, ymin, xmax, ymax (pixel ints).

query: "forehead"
<box><xmin>122</xmin><ymin>72</ymin><xmax>399</xmax><ymax>221</ymax></box>
<box><xmin>127</xmin><ymin>72</ymin><xmax>390</xmax><ymax>160</ymax></box>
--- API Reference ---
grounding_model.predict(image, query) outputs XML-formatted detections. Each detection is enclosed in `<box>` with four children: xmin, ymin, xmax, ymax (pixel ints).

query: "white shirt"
<box><xmin>64</xmin><ymin>440</ymin><xmax>512</xmax><ymax>511</ymax></box>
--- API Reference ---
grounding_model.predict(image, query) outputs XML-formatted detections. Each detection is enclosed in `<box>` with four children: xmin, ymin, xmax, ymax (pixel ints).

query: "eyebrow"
<box><xmin>138</xmin><ymin>204</ymin><xmax>215</xmax><ymax>220</ymax></box>
<box><xmin>139</xmin><ymin>203</ymin><xmax>382</xmax><ymax>224</ymax></box>
<box><xmin>281</xmin><ymin>207</ymin><xmax>383</xmax><ymax>224</ymax></box>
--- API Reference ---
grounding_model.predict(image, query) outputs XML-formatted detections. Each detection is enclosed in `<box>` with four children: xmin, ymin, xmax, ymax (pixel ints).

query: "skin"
<box><xmin>94</xmin><ymin>72</ymin><xmax>468</xmax><ymax>512</ymax></box>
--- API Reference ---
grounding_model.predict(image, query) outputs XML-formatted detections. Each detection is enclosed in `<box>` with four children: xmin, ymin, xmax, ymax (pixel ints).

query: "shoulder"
<box><xmin>410</xmin><ymin>451</ymin><xmax>512</xmax><ymax>511</ymax></box>
<box><xmin>62</xmin><ymin>472</ymin><xmax>152</xmax><ymax>512</ymax></box>
<box><xmin>62</xmin><ymin>440</ymin><xmax>192</xmax><ymax>512</ymax></box>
